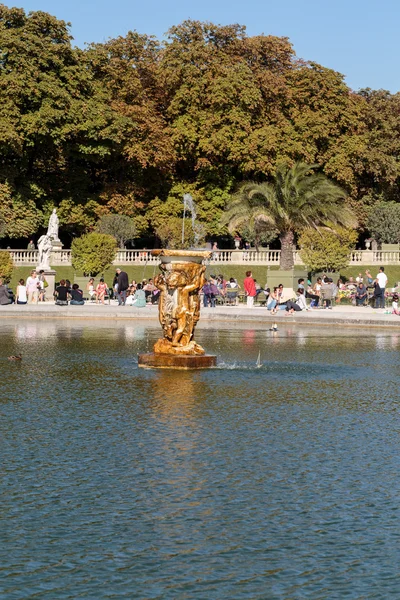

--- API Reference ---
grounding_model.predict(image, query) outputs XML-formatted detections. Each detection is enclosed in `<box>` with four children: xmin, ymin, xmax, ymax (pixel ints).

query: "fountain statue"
<box><xmin>37</xmin><ymin>234</ymin><xmax>53</xmax><ymax>270</ymax></box>
<box><xmin>138</xmin><ymin>249</ymin><xmax>217</xmax><ymax>369</ymax></box>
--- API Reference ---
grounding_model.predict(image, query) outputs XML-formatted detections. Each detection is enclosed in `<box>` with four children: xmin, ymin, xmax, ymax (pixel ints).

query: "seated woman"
<box><xmin>87</xmin><ymin>278</ymin><xmax>96</xmax><ymax>301</ymax></box>
<box><xmin>54</xmin><ymin>279</ymin><xmax>69</xmax><ymax>305</ymax></box>
<box><xmin>16</xmin><ymin>279</ymin><xmax>27</xmax><ymax>305</ymax></box>
<box><xmin>285</xmin><ymin>288</ymin><xmax>308</xmax><ymax>314</ymax></box>
<box><xmin>95</xmin><ymin>278</ymin><xmax>108</xmax><ymax>305</ymax></box>
<box><xmin>267</xmin><ymin>287</ymin><xmax>279</xmax><ymax>314</ymax></box>
<box><xmin>70</xmin><ymin>284</ymin><xmax>85</xmax><ymax>305</ymax></box>
<box><xmin>225</xmin><ymin>277</ymin><xmax>239</xmax><ymax>305</ymax></box>
<box><xmin>132</xmin><ymin>283</ymin><xmax>146</xmax><ymax>307</ymax></box>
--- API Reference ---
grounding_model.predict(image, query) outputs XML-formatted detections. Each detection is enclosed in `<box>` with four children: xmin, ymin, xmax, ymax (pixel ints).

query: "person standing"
<box><xmin>375</xmin><ymin>267</ymin><xmax>388</xmax><ymax>309</ymax></box>
<box><xmin>243</xmin><ymin>270</ymin><xmax>257</xmax><ymax>308</ymax></box>
<box><xmin>38</xmin><ymin>269</ymin><xmax>47</xmax><ymax>302</ymax></box>
<box><xmin>26</xmin><ymin>270</ymin><xmax>40</xmax><ymax>304</ymax></box>
<box><xmin>27</xmin><ymin>240</ymin><xmax>35</xmax><ymax>250</ymax></box>
<box><xmin>116</xmin><ymin>268</ymin><xmax>129</xmax><ymax>306</ymax></box>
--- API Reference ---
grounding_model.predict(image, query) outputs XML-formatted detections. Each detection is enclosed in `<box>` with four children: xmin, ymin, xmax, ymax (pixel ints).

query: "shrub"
<box><xmin>366</xmin><ymin>202</ymin><xmax>400</xmax><ymax>244</ymax></box>
<box><xmin>0</xmin><ymin>251</ymin><xmax>13</xmax><ymax>283</ymax></box>
<box><xmin>299</xmin><ymin>227</ymin><xmax>358</xmax><ymax>272</ymax></box>
<box><xmin>71</xmin><ymin>233</ymin><xmax>117</xmax><ymax>276</ymax></box>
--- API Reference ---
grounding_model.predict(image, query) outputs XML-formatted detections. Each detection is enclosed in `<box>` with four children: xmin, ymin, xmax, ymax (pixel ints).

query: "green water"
<box><xmin>1</xmin><ymin>320</ymin><xmax>400</xmax><ymax>599</ymax></box>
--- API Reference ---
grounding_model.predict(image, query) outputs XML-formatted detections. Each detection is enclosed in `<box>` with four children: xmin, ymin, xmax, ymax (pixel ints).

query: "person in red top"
<box><xmin>243</xmin><ymin>270</ymin><xmax>257</xmax><ymax>308</ymax></box>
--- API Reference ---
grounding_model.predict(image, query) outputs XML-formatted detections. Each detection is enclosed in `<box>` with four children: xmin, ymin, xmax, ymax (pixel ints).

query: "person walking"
<box><xmin>375</xmin><ymin>267</ymin><xmax>388</xmax><ymax>309</ymax></box>
<box><xmin>116</xmin><ymin>268</ymin><xmax>129</xmax><ymax>306</ymax></box>
<box><xmin>243</xmin><ymin>270</ymin><xmax>257</xmax><ymax>308</ymax></box>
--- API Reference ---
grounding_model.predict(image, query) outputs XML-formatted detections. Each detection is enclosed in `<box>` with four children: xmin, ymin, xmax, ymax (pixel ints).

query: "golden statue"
<box><xmin>152</xmin><ymin>250</ymin><xmax>211</xmax><ymax>355</ymax></box>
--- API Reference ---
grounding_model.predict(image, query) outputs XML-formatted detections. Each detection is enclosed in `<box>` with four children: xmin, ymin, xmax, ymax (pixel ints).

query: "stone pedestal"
<box><xmin>138</xmin><ymin>353</ymin><xmax>217</xmax><ymax>370</ymax></box>
<box><xmin>42</xmin><ymin>269</ymin><xmax>56</xmax><ymax>300</ymax></box>
<box><xmin>50</xmin><ymin>240</ymin><xmax>63</xmax><ymax>266</ymax></box>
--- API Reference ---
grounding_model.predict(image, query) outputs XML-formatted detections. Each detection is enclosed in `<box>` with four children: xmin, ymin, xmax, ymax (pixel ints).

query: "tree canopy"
<box><xmin>1</xmin><ymin>7</ymin><xmax>400</xmax><ymax>247</ymax></box>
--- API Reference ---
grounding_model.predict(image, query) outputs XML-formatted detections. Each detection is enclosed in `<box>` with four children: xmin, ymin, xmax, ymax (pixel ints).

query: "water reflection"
<box><xmin>1</xmin><ymin>320</ymin><xmax>400</xmax><ymax>599</ymax></box>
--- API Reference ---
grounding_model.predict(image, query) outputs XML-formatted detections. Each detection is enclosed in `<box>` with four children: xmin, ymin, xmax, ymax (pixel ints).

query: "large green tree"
<box><xmin>224</xmin><ymin>162</ymin><xmax>356</xmax><ymax>269</ymax></box>
<box><xmin>1</xmin><ymin>8</ymin><xmax>400</xmax><ymax>246</ymax></box>
<box><xmin>0</xmin><ymin>5</ymin><xmax>123</xmax><ymax>237</ymax></box>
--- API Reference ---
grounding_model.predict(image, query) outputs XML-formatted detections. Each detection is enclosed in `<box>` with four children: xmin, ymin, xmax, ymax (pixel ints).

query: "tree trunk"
<box><xmin>279</xmin><ymin>230</ymin><xmax>295</xmax><ymax>270</ymax></box>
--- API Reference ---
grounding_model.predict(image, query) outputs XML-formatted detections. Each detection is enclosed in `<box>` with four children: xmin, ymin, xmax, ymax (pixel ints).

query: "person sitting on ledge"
<box><xmin>54</xmin><ymin>280</ymin><xmax>69</xmax><ymax>305</ymax></box>
<box><xmin>95</xmin><ymin>278</ymin><xmax>108</xmax><ymax>305</ymax></box>
<box><xmin>132</xmin><ymin>283</ymin><xmax>146</xmax><ymax>307</ymax></box>
<box><xmin>391</xmin><ymin>294</ymin><xmax>400</xmax><ymax>315</ymax></box>
<box><xmin>69</xmin><ymin>284</ymin><xmax>85</xmax><ymax>305</ymax></box>
<box><xmin>87</xmin><ymin>278</ymin><xmax>96</xmax><ymax>301</ymax></box>
<box><xmin>0</xmin><ymin>278</ymin><xmax>12</xmax><ymax>305</ymax></box>
<box><xmin>355</xmin><ymin>281</ymin><xmax>368</xmax><ymax>306</ymax></box>
<box><xmin>285</xmin><ymin>288</ymin><xmax>308</xmax><ymax>314</ymax></box>
<box><xmin>298</xmin><ymin>278</ymin><xmax>319</xmax><ymax>308</ymax></box>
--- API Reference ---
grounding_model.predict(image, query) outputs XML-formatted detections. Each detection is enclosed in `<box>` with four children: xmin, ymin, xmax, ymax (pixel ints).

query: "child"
<box><xmin>392</xmin><ymin>294</ymin><xmax>400</xmax><ymax>315</ymax></box>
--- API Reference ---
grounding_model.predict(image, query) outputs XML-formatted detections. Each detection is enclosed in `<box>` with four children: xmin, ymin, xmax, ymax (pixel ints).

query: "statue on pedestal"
<box><xmin>37</xmin><ymin>234</ymin><xmax>53</xmax><ymax>270</ymax></box>
<box><xmin>153</xmin><ymin>256</ymin><xmax>208</xmax><ymax>355</ymax></box>
<box><xmin>47</xmin><ymin>209</ymin><xmax>60</xmax><ymax>242</ymax></box>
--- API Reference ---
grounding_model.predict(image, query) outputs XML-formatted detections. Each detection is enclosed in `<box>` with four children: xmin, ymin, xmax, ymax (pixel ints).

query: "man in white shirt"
<box><xmin>375</xmin><ymin>267</ymin><xmax>388</xmax><ymax>309</ymax></box>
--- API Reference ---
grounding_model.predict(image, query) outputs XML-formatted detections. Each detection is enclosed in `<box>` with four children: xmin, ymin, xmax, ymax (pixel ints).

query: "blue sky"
<box><xmin>16</xmin><ymin>0</ymin><xmax>400</xmax><ymax>92</ymax></box>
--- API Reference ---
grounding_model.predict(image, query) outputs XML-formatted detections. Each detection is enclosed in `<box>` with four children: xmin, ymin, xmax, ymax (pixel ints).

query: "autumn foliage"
<box><xmin>0</xmin><ymin>7</ymin><xmax>399</xmax><ymax>245</ymax></box>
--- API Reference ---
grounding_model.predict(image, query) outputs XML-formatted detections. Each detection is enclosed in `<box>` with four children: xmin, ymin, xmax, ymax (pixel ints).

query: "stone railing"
<box><xmin>3</xmin><ymin>248</ymin><xmax>400</xmax><ymax>267</ymax></box>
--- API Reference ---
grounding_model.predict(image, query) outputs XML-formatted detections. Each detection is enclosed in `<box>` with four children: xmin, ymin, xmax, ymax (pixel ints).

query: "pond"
<box><xmin>1</xmin><ymin>320</ymin><xmax>400</xmax><ymax>599</ymax></box>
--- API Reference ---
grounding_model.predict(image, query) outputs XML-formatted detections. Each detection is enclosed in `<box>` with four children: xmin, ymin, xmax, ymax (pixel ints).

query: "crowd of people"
<box><xmin>201</xmin><ymin>268</ymin><xmax>400</xmax><ymax>315</ymax></box>
<box><xmin>1</xmin><ymin>267</ymin><xmax>400</xmax><ymax>314</ymax></box>
<box><xmin>0</xmin><ymin>268</ymin><xmax>156</xmax><ymax>307</ymax></box>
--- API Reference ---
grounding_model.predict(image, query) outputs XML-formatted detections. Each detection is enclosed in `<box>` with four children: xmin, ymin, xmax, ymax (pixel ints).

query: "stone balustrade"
<box><xmin>2</xmin><ymin>248</ymin><xmax>400</xmax><ymax>267</ymax></box>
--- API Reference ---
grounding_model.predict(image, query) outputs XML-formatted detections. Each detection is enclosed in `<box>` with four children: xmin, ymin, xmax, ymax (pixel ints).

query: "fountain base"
<box><xmin>138</xmin><ymin>353</ymin><xmax>217</xmax><ymax>370</ymax></box>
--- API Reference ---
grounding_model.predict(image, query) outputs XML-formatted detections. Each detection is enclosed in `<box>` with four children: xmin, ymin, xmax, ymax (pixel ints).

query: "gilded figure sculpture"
<box><xmin>152</xmin><ymin>251</ymin><xmax>209</xmax><ymax>355</ymax></box>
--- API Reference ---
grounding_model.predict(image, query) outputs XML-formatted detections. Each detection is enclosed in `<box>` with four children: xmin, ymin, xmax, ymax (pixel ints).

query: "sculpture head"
<box><xmin>167</xmin><ymin>270</ymin><xmax>188</xmax><ymax>288</ymax></box>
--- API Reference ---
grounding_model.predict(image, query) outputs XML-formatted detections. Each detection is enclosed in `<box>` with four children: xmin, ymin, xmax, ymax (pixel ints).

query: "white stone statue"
<box><xmin>47</xmin><ymin>208</ymin><xmax>60</xmax><ymax>241</ymax></box>
<box><xmin>37</xmin><ymin>234</ymin><xmax>53</xmax><ymax>270</ymax></box>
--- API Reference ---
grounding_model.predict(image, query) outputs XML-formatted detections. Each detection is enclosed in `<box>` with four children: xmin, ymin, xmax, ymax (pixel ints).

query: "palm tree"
<box><xmin>224</xmin><ymin>162</ymin><xmax>356</xmax><ymax>269</ymax></box>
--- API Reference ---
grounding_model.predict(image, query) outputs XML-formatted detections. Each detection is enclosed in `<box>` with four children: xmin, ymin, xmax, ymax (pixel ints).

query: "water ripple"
<box><xmin>1</xmin><ymin>321</ymin><xmax>400</xmax><ymax>598</ymax></box>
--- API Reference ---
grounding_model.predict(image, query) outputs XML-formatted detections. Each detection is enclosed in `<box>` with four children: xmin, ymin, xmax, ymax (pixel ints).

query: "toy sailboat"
<box><xmin>256</xmin><ymin>350</ymin><xmax>262</xmax><ymax>368</ymax></box>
